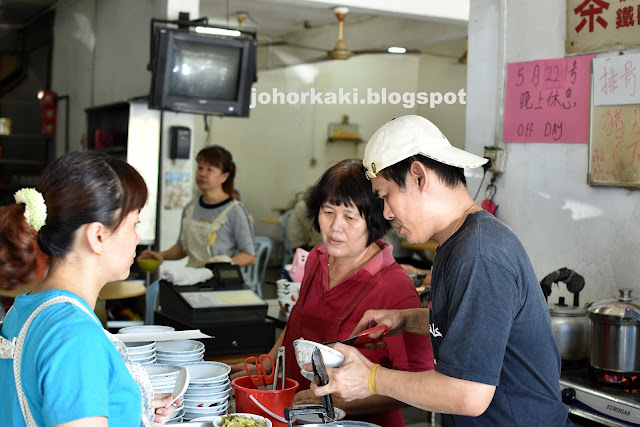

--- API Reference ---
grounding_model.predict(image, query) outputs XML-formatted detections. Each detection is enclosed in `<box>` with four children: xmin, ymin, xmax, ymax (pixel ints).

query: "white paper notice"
<box><xmin>116</xmin><ymin>329</ymin><xmax>213</xmax><ymax>343</ymax></box>
<box><xmin>593</xmin><ymin>54</ymin><xmax>640</xmax><ymax>106</ymax></box>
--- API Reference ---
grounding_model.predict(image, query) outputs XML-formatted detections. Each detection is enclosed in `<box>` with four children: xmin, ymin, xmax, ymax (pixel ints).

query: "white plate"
<box><xmin>293</xmin><ymin>339</ymin><xmax>345</xmax><ymax>370</ymax></box>
<box><xmin>119</xmin><ymin>325</ymin><xmax>175</xmax><ymax>334</ymax></box>
<box><xmin>184</xmin><ymin>362</ymin><xmax>231</xmax><ymax>383</ymax></box>
<box><xmin>130</xmin><ymin>349</ymin><xmax>156</xmax><ymax>358</ymax></box>
<box><xmin>155</xmin><ymin>339</ymin><xmax>205</xmax><ymax>354</ymax></box>
<box><xmin>190</xmin><ymin>413</ymin><xmax>272</xmax><ymax>426</ymax></box>
<box><xmin>183</xmin><ymin>394</ymin><xmax>229</xmax><ymax>407</ymax></box>
<box><xmin>300</xmin><ymin>368</ymin><xmax>314</xmax><ymax>381</ymax></box>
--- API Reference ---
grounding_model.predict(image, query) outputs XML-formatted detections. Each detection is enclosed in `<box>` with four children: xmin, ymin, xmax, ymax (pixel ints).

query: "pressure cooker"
<box><xmin>586</xmin><ymin>288</ymin><xmax>640</xmax><ymax>373</ymax></box>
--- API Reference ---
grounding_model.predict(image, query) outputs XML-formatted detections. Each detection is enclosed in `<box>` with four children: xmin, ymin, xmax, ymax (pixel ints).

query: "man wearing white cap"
<box><xmin>312</xmin><ymin>116</ymin><xmax>569</xmax><ymax>425</ymax></box>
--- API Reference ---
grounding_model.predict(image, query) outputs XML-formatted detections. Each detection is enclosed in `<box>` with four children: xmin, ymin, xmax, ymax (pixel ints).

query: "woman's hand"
<box><xmin>309</xmin><ymin>343</ymin><xmax>375</xmax><ymax>402</ymax></box>
<box><xmin>138</xmin><ymin>250</ymin><xmax>163</xmax><ymax>263</ymax></box>
<box><xmin>293</xmin><ymin>389</ymin><xmax>322</xmax><ymax>406</ymax></box>
<box><xmin>229</xmin><ymin>361</ymin><xmax>252</xmax><ymax>380</ymax></box>
<box><xmin>151</xmin><ymin>394</ymin><xmax>182</xmax><ymax>426</ymax></box>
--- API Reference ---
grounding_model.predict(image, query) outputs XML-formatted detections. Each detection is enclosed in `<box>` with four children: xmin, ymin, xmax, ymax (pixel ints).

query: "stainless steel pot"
<box><xmin>586</xmin><ymin>288</ymin><xmax>640</xmax><ymax>373</ymax></box>
<box><xmin>549</xmin><ymin>296</ymin><xmax>589</xmax><ymax>361</ymax></box>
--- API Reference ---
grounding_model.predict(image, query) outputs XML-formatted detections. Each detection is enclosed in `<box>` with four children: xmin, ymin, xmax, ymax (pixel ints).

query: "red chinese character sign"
<box><xmin>503</xmin><ymin>55</ymin><xmax>595</xmax><ymax>143</ymax></box>
<box><xmin>593</xmin><ymin>53</ymin><xmax>640</xmax><ymax>106</ymax></box>
<box><xmin>567</xmin><ymin>0</ymin><xmax>640</xmax><ymax>54</ymax></box>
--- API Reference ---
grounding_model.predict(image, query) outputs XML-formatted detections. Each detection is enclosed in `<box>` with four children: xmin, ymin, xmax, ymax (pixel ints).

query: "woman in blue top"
<box><xmin>0</xmin><ymin>152</ymin><xmax>179</xmax><ymax>426</ymax></box>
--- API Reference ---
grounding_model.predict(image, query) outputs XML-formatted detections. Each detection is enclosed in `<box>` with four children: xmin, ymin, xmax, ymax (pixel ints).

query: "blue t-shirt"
<box><xmin>0</xmin><ymin>290</ymin><xmax>141</xmax><ymax>426</ymax></box>
<box><xmin>430</xmin><ymin>211</ymin><xmax>570</xmax><ymax>426</ymax></box>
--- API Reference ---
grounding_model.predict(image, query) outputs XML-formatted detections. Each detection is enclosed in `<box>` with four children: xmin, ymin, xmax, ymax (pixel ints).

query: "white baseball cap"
<box><xmin>363</xmin><ymin>115</ymin><xmax>488</xmax><ymax>179</ymax></box>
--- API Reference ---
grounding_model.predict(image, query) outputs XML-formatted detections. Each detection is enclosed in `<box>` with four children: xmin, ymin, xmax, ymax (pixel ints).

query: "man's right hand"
<box><xmin>351</xmin><ymin>308</ymin><xmax>430</xmax><ymax>350</ymax></box>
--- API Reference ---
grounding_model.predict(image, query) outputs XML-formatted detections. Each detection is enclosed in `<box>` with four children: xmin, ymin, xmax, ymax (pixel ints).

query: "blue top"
<box><xmin>0</xmin><ymin>289</ymin><xmax>141</xmax><ymax>426</ymax></box>
<box><xmin>430</xmin><ymin>211</ymin><xmax>570</xmax><ymax>426</ymax></box>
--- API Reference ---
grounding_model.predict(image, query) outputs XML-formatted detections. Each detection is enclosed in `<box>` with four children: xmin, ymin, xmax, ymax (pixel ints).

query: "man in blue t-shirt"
<box><xmin>312</xmin><ymin>115</ymin><xmax>571</xmax><ymax>426</ymax></box>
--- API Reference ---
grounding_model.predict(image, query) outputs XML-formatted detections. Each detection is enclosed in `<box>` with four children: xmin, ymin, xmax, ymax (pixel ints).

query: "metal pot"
<box><xmin>540</xmin><ymin>268</ymin><xmax>589</xmax><ymax>361</ymax></box>
<box><xmin>586</xmin><ymin>288</ymin><xmax>640</xmax><ymax>373</ymax></box>
<box><xmin>549</xmin><ymin>296</ymin><xmax>589</xmax><ymax>361</ymax></box>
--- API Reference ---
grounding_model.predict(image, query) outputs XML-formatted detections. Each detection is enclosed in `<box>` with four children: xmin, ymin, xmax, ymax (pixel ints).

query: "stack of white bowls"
<box><xmin>181</xmin><ymin>362</ymin><xmax>232</xmax><ymax>421</ymax></box>
<box><xmin>125</xmin><ymin>341</ymin><xmax>157</xmax><ymax>365</ymax></box>
<box><xmin>155</xmin><ymin>339</ymin><xmax>205</xmax><ymax>365</ymax></box>
<box><xmin>143</xmin><ymin>364</ymin><xmax>185</xmax><ymax>422</ymax></box>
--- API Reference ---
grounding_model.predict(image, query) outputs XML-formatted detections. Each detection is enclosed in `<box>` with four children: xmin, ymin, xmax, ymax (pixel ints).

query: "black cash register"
<box><xmin>155</xmin><ymin>263</ymin><xmax>275</xmax><ymax>355</ymax></box>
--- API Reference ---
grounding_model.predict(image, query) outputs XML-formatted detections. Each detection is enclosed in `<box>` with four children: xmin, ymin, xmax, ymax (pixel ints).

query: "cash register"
<box><xmin>154</xmin><ymin>263</ymin><xmax>275</xmax><ymax>355</ymax></box>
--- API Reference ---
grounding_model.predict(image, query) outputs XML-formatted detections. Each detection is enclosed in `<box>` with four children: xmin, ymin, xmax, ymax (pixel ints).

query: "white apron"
<box><xmin>0</xmin><ymin>296</ymin><xmax>155</xmax><ymax>427</ymax></box>
<box><xmin>181</xmin><ymin>199</ymin><xmax>239</xmax><ymax>267</ymax></box>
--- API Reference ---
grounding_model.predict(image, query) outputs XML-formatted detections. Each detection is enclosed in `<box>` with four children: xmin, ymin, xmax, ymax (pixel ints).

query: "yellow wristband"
<box><xmin>368</xmin><ymin>364</ymin><xmax>380</xmax><ymax>395</ymax></box>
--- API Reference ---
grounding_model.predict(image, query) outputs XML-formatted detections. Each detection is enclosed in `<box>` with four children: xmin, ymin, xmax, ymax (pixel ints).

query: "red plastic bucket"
<box><xmin>232</xmin><ymin>376</ymin><xmax>299</xmax><ymax>427</ymax></box>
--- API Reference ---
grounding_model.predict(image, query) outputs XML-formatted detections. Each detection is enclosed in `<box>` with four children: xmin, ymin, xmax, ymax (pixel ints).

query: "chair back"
<box><xmin>241</xmin><ymin>236</ymin><xmax>273</xmax><ymax>297</ymax></box>
<box><xmin>280</xmin><ymin>209</ymin><xmax>295</xmax><ymax>268</ymax></box>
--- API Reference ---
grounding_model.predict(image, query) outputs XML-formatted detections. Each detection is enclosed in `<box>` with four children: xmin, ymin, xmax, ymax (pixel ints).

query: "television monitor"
<box><xmin>149</xmin><ymin>28</ymin><xmax>257</xmax><ymax>117</ymax></box>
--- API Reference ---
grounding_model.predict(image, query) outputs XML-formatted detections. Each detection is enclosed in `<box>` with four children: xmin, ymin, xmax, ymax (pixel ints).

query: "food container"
<box><xmin>586</xmin><ymin>288</ymin><xmax>640</xmax><ymax>373</ymax></box>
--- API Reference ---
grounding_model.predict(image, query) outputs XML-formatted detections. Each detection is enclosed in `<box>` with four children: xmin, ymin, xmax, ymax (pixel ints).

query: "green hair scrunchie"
<box><xmin>14</xmin><ymin>188</ymin><xmax>47</xmax><ymax>232</ymax></box>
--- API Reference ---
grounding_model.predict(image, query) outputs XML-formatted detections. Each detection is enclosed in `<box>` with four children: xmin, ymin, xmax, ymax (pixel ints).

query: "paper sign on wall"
<box><xmin>593</xmin><ymin>53</ymin><xmax>640</xmax><ymax>106</ymax></box>
<box><xmin>503</xmin><ymin>54</ymin><xmax>595</xmax><ymax>143</ymax></box>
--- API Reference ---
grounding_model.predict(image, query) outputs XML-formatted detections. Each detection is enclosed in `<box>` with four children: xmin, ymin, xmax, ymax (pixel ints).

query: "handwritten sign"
<box><xmin>593</xmin><ymin>53</ymin><xmax>640</xmax><ymax>106</ymax></box>
<box><xmin>589</xmin><ymin>104</ymin><xmax>640</xmax><ymax>187</ymax></box>
<box><xmin>566</xmin><ymin>0</ymin><xmax>640</xmax><ymax>54</ymax></box>
<box><xmin>503</xmin><ymin>55</ymin><xmax>595</xmax><ymax>143</ymax></box>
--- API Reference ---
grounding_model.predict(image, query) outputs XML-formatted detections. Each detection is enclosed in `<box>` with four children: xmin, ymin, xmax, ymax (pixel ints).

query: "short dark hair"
<box><xmin>378</xmin><ymin>154</ymin><xmax>466</xmax><ymax>189</ymax></box>
<box><xmin>0</xmin><ymin>151</ymin><xmax>148</xmax><ymax>290</ymax></box>
<box><xmin>306</xmin><ymin>159</ymin><xmax>390</xmax><ymax>246</ymax></box>
<box><xmin>196</xmin><ymin>145</ymin><xmax>236</xmax><ymax>194</ymax></box>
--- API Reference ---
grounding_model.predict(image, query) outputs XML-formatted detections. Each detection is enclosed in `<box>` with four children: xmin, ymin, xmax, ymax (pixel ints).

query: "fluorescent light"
<box><xmin>388</xmin><ymin>47</ymin><xmax>407</xmax><ymax>54</ymax></box>
<box><xmin>195</xmin><ymin>26</ymin><xmax>241</xmax><ymax>37</ymax></box>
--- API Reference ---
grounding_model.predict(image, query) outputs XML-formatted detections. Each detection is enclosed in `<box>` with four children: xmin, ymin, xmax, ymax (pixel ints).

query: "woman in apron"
<box><xmin>138</xmin><ymin>145</ymin><xmax>255</xmax><ymax>269</ymax></box>
<box><xmin>231</xmin><ymin>159</ymin><xmax>434</xmax><ymax>427</ymax></box>
<box><xmin>0</xmin><ymin>152</ymin><xmax>178</xmax><ymax>426</ymax></box>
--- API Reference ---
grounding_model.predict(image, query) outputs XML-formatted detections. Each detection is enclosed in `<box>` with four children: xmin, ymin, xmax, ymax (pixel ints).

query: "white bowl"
<box><xmin>155</xmin><ymin>340</ymin><xmax>205</xmax><ymax>354</ymax></box>
<box><xmin>190</xmin><ymin>413</ymin><xmax>272</xmax><ymax>426</ymax></box>
<box><xmin>143</xmin><ymin>364</ymin><xmax>182</xmax><ymax>379</ymax></box>
<box><xmin>126</xmin><ymin>342</ymin><xmax>156</xmax><ymax>353</ymax></box>
<box><xmin>185</xmin><ymin>381</ymin><xmax>230</xmax><ymax>395</ymax></box>
<box><xmin>293</xmin><ymin>339</ymin><xmax>345</xmax><ymax>370</ymax></box>
<box><xmin>183</xmin><ymin>362</ymin><xmax>231</xmax><ymax>383</ymax></box>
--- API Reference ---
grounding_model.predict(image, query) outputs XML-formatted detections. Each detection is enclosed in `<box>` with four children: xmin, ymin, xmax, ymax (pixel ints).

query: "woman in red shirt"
<box><xmin>232</xmin><ymin>159</ymin><xmax>433</xmax><ymax>426</ymax></box>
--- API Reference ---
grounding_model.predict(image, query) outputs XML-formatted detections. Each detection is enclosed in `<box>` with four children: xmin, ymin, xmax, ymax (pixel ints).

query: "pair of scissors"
<box><xmin>244</xmin><ymin>354</ymin><xmax>274</xmax><ymax>389</ymax></box>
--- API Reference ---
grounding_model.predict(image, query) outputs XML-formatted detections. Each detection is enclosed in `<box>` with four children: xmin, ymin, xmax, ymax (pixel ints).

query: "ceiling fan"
<box><xmin>260</xmin><ymin>6</ymin><xmax>421</xmax><ymax>64</ymax></box>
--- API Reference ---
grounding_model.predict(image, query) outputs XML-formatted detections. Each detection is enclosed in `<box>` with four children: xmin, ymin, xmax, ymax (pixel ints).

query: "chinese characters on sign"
<box><xmin>567</xmin><ymin>0</ymin><xmax>640</xmax><ymax>54</ymax></box>
<box><xmin>590</xmin><ymin>104</ymin><xmax>640</xmax><ymax>185</ymax></box>
<box><xmin>593</xmin><ymin>53</ymin><xmax>640</xmax><ymax>105</ymax></box>
<box><xmin>503</xmin><ymin>55</ymin><xmax>595</xmax><ymax>143</ymax></box>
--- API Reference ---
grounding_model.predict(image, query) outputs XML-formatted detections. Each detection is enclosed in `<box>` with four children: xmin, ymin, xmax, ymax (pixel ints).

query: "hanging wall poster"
<box><xmin>566</xmin><ymin>0</ymin><xmax>640</xmax><ymax>54</ymax></box>
<box><xmin>164</xmin><ymin>172</ymin><xmax>191</xmax><ymax>210</ymax></box>
<box><xmin>503</xmin><ymin>54</ymin><xmax>595</xmax><ymax>143</ymax></box>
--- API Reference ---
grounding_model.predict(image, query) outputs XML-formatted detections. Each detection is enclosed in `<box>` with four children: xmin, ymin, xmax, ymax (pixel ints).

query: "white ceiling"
<box><xmin>199</xmin><ymin>0</ymin><xmax>469</xmax><ymax>69</ymax></box>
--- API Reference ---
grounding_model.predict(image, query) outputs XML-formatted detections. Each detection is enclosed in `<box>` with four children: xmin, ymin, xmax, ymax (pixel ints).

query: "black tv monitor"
<box><xmin>149</xmin><ymin>28</ymin><xmax>257</xmax><ymax>117</ymax></box>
